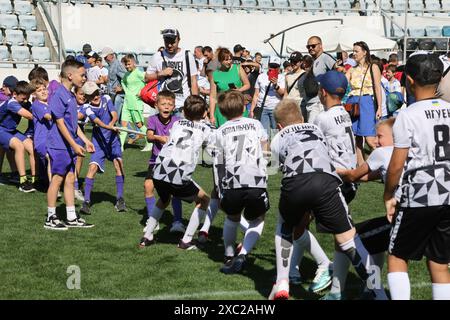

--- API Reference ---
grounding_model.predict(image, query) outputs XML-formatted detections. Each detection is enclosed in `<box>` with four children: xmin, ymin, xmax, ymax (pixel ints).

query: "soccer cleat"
<box><xmin>169</xmin><ymin>221</ymin><xmax>185</xmax><ymax>233</ymax></box>
<box><xmin>197</xmin><ymin>231</ymin><xmax>209</xmax><ymax>244</ymax></box>
<box><xmin>309</xmin><ymin>267</ymin><xmax>332</xmax><ymax>293</ymax></box>
<box><xmin>320</xmin><ymin>292</ymin><xmax>343</xmax><ymax>300</ymax></box>
<box><xmin>177</xmin><ymin>239</ymin><xmax>197</xmax><ymax>250</ymax></box>
<box><xmin>44</xmin><ymin>215</ymin><xmax>68</xmax><ymax>231</ymax></box>
<box><xmin>115</xmin><ymin>197</ymin><xmax>127</xmax><ymax>212</ymax></box>
<box><xmin>65</xmin><ymin>216</ymin><xmax>94</xmax><ymax>228</ymax></box>
<box><xmin>139</xmin><ymin>237</ymin><xmax>155</xmax><ymax>248</ymax></box>
<box><xmin>79</xmin><ymin>201</ymin><xmax>91</xmax><ymax>215</ymax></box>
<box><xmin>74</xmin><ymin>189</ymin><xmax>85</xmax><ymax>201</ymax></box>
<box><xmin>220</xmin><ymin>254</ymin><xmax>246</xmax><ymax>274</ymax></box>
<box><xmin>19</xmin><ymin>180</ymin><xmax>36</xmax><ymax>193</ymax></box>
<box><xmin>268</xmin><ymin>279</ymin><xmax>290</xmax><ymax>300</ymax></box>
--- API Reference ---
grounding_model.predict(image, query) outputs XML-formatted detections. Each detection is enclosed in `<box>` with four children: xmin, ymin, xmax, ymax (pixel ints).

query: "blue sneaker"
<box><xmin>320</xmin><ymin>292</ymin><xmax>343</xmax><ymax>300</ymax></box>
<box><xmin>309</xmin><ymin>267</ymin><xmax>332</xmax><ymax>293</ymax></box>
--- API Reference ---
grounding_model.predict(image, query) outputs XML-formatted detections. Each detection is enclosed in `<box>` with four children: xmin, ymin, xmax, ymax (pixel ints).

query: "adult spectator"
<box><xmin>209</xmin><ymin>48</ymin><xmax>250</xmax><ymax>127</ymax></box>
<box><xmin>242</xmin><ymin>49</ymin><xmax>251</xmax><ymax>60</ymax></box>
<box><xmin>437</xmin><ymin>53</ymin><xmax>450</xmax><ymax>103</ymax></box>
<box><xmin>284</xmin><ymin>51</ymin><xmax>305</xmax><ymax>107</ymax></box>
<box><xmin>306</xmin><ymin>36</ymin><xmax>336</xmax><ymax>76</ymax></box>
<box><xmin>250</xmin><ymin>57</ymin><xmax>285</xmax><ymax>134</ymax></box>
<box><xmin>101</xmin><ymin>46</ymin><xmax>127</xmax><ymax>119</ymax></box>
<box><xmin>233</xmin><ymin>44</ymin><xmax>246</xmax><ymax>65</ymax></box>
<box><xmin>282</xmin><ymin>61</ymin><xmax>292</xmax><ymax>74</ymax></box>
<box><xmin>146</xmin><ymin>28</ymin><xmax>198</xmax><ymax>116</ymax></box>
<box><xmin>203</xmin><ymin>46</ymin><xmax>220</xmax><ymax>83</ymax></box>
<box><xmin>346</xmin><ymin>41</ymin><xmax>382</xmax><ymax>165</ymax></box>
<box><xmin>194</xmin><ymin>45</ymin><xmax>205</xmax><ymax>76</ymax></box>
<box><xmin>75</xmin><ymin>43</ymin><xmax>93</xmax><ymax>69</ymax></box>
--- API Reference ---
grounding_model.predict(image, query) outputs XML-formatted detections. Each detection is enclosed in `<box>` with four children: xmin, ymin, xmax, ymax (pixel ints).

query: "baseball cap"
<box><xmin>316</xmin><ymin>70</ymin><xmax>348</xmax><ymax>97</ymax></box>
<box><xmin>85</xmin><ymin>51</ymin><xmax>99</xmax><ymax>59</ymax></box>
<box><xmin>161</xmin><ymin>28</ymin><xmax>180</xmax><ymax>39</ymax></box>
<box><xmin>289</xmin><ymin>51</ymin><xmax>303</xmax><ymax>64</ymax></box>
<box><xmin>269</xmin><ymin>56</ymin><xmax>281</xmax><ymax>68</ymax></box>
<box><xmin>233</xmin><ymin>44</ymin><xmax>245</xmax><ymax>53</ymax></box>
<box><xmin>101</xmin><ymin>46</ymin><xmax>114</xmax><ymax>58</ymax></box>
<box><xmin>82</xmin><ymin>44</ymin><xmax>92</xmax><ymax>54</ymax></box>
<box><xmin>82</xmin><ymin>81</ymin><xmax>100</xmax><ymax>96</ymax></box>
<box><xmin>2</xmin><ymin>76</ymin><xmax>18</xmax><ymax>90</ymax></box>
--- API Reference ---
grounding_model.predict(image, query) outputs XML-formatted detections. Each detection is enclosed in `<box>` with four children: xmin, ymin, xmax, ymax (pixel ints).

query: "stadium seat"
<box><xmin>425</xmin><ymin>0</ymin><xmax>441</xmax><ymax>12</ymax></box>
<box><xmin>320</xmin><ymin>0</ymin><xmax>335</xmax><ymax>11</ymax></box>
<box><xmin>158</xmin><ymin>0</ymin><xmax>174</xmax><ymax>4</ymax></box>
<box><xmin>442</xmin><ymin>2</ymin><xmax>450</xmax><ymax>11</ymax></box>
<box><xmin>273</xmin><ymin>0</ymin><xmax>288</xmax><ymax>8</ymax></box>
<box><xmin>26</xmin><ymin>30</ymin><xmax>45</xmax><ymax>47</ymax></box>
<box><xmin>258</xmin><ymin>0</ymin><xmax>273</xmax><ymax>7</ymax></box>
<box><xmin>425</xmin><ymin>26</ymin><xmax>442</xmax><ymax>37</ymax></box>
<box><xmin>0</xmin><ymin>45</ymin><xmax>9</xmax><ymax>60</ymax></box>
<box><xmin>176</xmin><ymin>0</ymin><xmax>191</xmax><ymax>5</ymax></box>
<box><xmin>11</xmin><ymin>45</ymin><xmax>30</xmax><ymax>61</ymax></box>
<box><xmin>304</xmin><ymin>0</ymin><xmax>319</xmax><ymax>9</ymax></box>
<box><xmin>65</xmin><ymin>49</ymin><xmax>77</xmax><ymax>57</ymax></box>
<box><xmin>192</xmin><ymin>0</ymin><xmax>208</xmax><ymax>5</ymax></box>
<box><xmin>335</xmin><ymin>0</ymin><xmax>350</xmax><ymax>11</ymax></box>
<box><xmin>392</xmin><ymin>0</ymin><xmax>406</xmax><ymax>13</ymax></box>
<box><xmin>409</xmin><ymin>0</ymin><xmax>424</xmax><ymax>12</ymax></box>
<box><xmin>289</xmin><ymin>0</ymin><xmax>304</xmax><ymax>9</ymax></box>
<box><xmin>392</xmin><ymin>25</ymin><xmax>405</xmax><ymax>37</ymax></box>
<box><xmin>14</xmin><ymin>1</ymin><xmax>33</xmax><ymax>15</ymax></box>
<box><xmin>0</xmin><ymin>13</ymin><xmax>19</xmax><ymax>29</ymax></box>
<box><xmin>443</xmin><ymin>26</ymin><xmax>450</xmax><ymax>37</ymax></box>
<box><xmin>209</xmin><ymin>0</ymin><xmax>224</xmax><ymax>5</ymax></box>
<box><xmin>434</xmin><ymin>38</ymin><xmax>449</xmax><ymax>51</ymax></box>
<box><xmin>31</xmin><ymin>46</ymin><xmax>51</xmax><ymax>61</ymax></box>
<box><xmin>5</xmin><ymin>29</ymin><xmax>25</xmax><ymax>46</ymax></box>
<box><xmin>418</xmin><ymin>38</ymin><xmax>435</xmax><ymax>50</ymax></box>
<box><xmin>18</xmin><ymin>15</ymin><xmax>37</xmax><ymax>31</ymax></box>
<box><xmin>137</xmin><ymin>52</ymin><xmax>153</xmax><ymax>66</ymax></box>
<box><xmin>380</xmin><ymin>0</ymin><xmax>391</xmax><ymax>11</ymax></box>
<box><xmin>408</xmin><ymin>27</ymin><xmax>425</xmax><ymax>37</ymax></box>
<box><xmin>405</xmin><ymin>38</ymin><xmax>419</xmax><ymax>51</ymax></box>
<box><xmin>241</xmin><ymin>0</ymin><xmax>256</xmax><ymax>6</ymax></box>
<box><xmin>0</xmin><ymin>0</ymin><xmax>13</xmax><ymax>14</ymax></box>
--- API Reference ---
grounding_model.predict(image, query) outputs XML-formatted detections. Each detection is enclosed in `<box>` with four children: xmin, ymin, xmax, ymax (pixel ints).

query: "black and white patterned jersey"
<box><xmin>153</xmin><ymin>119</ymin><xmax>212</xmax><ymax>185</ymax></box>
<box><xmin>271</xmin><ymin>122</ymin><xmax>340</xmax><ymax>180</ymax></box>
<box><xmin>213</xmin><ymin>117</ymin><xmax>268</xmax><ymax>190</ymax></box>
<box><xmin>394</xmin><ymin>98</ymin><xmax>450</xmax><ymax>207</ymax></box>
<box><xmin>313</xmin><ymin>105</ymin><xmax>357</xmax><ymax>169</ymax></box>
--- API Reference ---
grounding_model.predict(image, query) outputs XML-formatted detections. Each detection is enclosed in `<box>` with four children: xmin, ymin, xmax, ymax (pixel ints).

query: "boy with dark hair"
<box><xmin>384</xmin><ymin>53</ymin><xmax>450</xmax><ymax>300</ymax></box>
<box><xmin>139</xmin><ymin>95</ymin><xmax>211</xmax><ymax>250</ymax></box>
<box><xmin>212</xmin><ymin>91</ymin><xmax>269</xmax><ymax>274</ymax></box>
<box><xmin>45</xmin><ymin>59</ymin><xmax>95</xmax><ymax>230</ymax></box>
<box><xmin>143</xmin><ymin>90</ymin><xmax>185</xmax><ymax>234</ymax></box>
<box><xmin>79</xmin><ymin>81</ymin><xmax>125</xmax><ymax>214</ymax></box>
<box><xmin>0</xmin><ymin>81</ymin><xmax>36</xmax><ymax>192</ymax></box>
<box><xmin>269</xmin><ymin>99</ymin><xmax>387</xmax><ymax>300</ymax></box>
<box><xmin>28</xmin><ymin>66</ymin><xmax>49</xmax><ymax>82</ymax></box>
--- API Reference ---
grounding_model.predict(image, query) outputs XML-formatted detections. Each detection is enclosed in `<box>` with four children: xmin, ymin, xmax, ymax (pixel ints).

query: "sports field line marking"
<box><xmin>121</xmin><ymin>282</ymin><xmax>431</xmax><ymax>300</ymax></box>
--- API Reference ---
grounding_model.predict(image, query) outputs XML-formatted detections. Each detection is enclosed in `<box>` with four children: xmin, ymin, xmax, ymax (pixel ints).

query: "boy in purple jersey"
<box><xmin>45</xmin><ymin>59</ymin><xmax>95</xmax><ymax>231</ymax></box>
<box><xmin>78</xmin><ymin>81</ymin><xmax>126</xmax><ymax>214</ymax></box>
<box><xmin>0</xmin><ymin>81</ymin><xmax>36</xmax><ymax>192</ymax></box>
<box><xmin>143</xmin><ymin>90</ymin><xmax>185</xmax><ymax>234</ymax></box>
<box><xmin>30</xmin><ymin>79</ymin><xmax>52</xmax><ymax>188</ymax></box>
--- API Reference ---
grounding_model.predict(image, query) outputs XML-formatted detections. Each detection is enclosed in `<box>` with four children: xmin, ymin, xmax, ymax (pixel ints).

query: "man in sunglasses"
<box><xmin>306</xmin><ymin>36</ymin><xmax>337</xmax><ymax>77</ymax></box>
<box><xmin>145</xmin><ymin>28</ymin><xmax>198</xmax><ymax>116</ymax></box>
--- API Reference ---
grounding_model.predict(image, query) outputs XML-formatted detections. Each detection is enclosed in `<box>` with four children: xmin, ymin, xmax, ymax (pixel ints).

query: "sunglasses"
<box><xmin>306</xmin><ymin>43</ymin><xmax>320</xmax><ymax>49</ymax></box>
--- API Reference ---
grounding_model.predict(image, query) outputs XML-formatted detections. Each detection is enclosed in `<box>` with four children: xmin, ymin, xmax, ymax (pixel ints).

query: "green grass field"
<box><xmin>0</xmin><ymin>134</ymin><xmax>433</xmax><ymax>300</ymax></box>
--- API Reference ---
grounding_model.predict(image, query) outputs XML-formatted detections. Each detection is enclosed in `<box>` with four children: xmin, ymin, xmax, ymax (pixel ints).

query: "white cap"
<box><xmin>101</xmin><ymin>46</ymin><xmax>114</xmax><ymax>58</ymax></box>
<box><xmin>269</xmin><ymin>56</ymin><xmax>281</xmax><ymax>66</ymax></box>
<box><xmin>82</xmin><ymin>81</ymin><xmax>100</xmax><ymax>95</ymax></box>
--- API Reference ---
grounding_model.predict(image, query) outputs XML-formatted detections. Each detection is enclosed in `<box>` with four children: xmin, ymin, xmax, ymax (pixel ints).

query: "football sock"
<box><xmin>329</xmin><ymin>251</ymin><xmax>351</xmax><ymax>295</ymax></box>
<box><xmin>295</xmin><ymin>230</ymin><xmax>330</xmax><ymax>269</ymax></box>
<box><xmin>119</xmin><ymin>130</ymin><xmax>128</xmax><ymax>150</ymax></box>
<box><xmin>239</xmin><ymin>219</ymin><xmax>264</xmax><ymax>256</ymax></box>
<box><xmin>239</xmin><ymin>216</ymin><xmax>249</xmax><ymax>232</ymax></box>
<box><xmin>171</xmin><ymin>197</ymin><xmax>182</xmax><ymax>223</ymax></box>
<box><xmin>181</xmin><ymin>207</ymin><xmax>206</xmax><ymax>243</ymax></box>
<box><xmin>432</xmin><ymin>283</ymin><xmax>450</xmax><ymax>300</ymax></box>
<box><xmin>143</xmin><ymin>206</ymin><xmax>165</xmax><ymax>241</ymax></box>
<box><xmin>47</xmin><ymin>207</ymin><xmax>56</xmax><ymax>219</ymax></box>
<box><xmin>275</xmin><ymin>215</ymin><xmax>293</xmax><ymax>283</ymax></box>
<box><xmin>115</xmin><ymin>175</ymin><xmax>124</xmax><ymax>199</ymax></box>
<box><xmin>20</xmin><ymin>175</ymin><xmax>26</xmax><ymax>184</ymax></box>
<box><xmin>84</xmin><ymin>177</ymin><xmax>94</xmax><ymax>203</ymax></box>
<box><xmin>66</xmin><ymin>206</ymin><xmax>77</xmax><ymax>221</ymax></box>
<box><xmin>340</xmin><ymin>235</ymin><xmax>388</xmax><ymax>300</ymax></box>
<box><xmin>289</xmin><ymin>236</ymin><xmax>302</xmax><ymax>279</ymax></box>
<box><xmin>145</xmin><ymin>197</ymin><xmax>155</xmax><ymax>218</ymax></box>
<box><xmin>223</xmin><ymin>217</ymin><xmax>239</xmax><ymax>257</ymax></box>
<box><xmin>387</xmin><ymin>272</ymin><xmax>410</xmax><ymax>300</ymax></box>
<box><xmin>200</xmin><ymin>198</ymin><xmax>219</xmax><ymax>233</ymax></box>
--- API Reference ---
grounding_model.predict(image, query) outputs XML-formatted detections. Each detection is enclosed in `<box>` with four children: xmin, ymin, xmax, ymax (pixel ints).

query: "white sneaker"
<box><xmin>170</xmin><ymin>221</ymin><xmax>186</xmax><ymax>233</ymax></box>
<box><xmin>141</xmin><ymin>143</ymin><xmax>153</xmax><ymax>152</ymax></box>
<box><xmin>74</xmin><ymin>189</ymin><xmax>85</xmax><ymax>201</ymax></box>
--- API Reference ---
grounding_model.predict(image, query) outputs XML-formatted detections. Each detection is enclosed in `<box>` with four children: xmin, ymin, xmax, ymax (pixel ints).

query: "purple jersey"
<box><xmin>0</xmin><ymin>98</ymin><xmax>23</xmax><ymax>132</ymax></box>
<box><xmin>147</xmin><ymin>114</ymin><xmax>180</xmax><ymax>164</ymax></box>
<box><xmin>84</xmin><ymin>95</ymin><xmax>119</xmax><ymax>147</ymax></box>
<box><xmin>47</xmin><ymin>85</ymin><xmax>79</xmax><ymax>150</ymax></box>
<box><xmin>32</xmin><ymin>100</ymin><xmax>52</xmax><ymax>152</ymax></box>
<box><xmin>47</xmin><ymin>80</ymin><xmax>61</xmax><ymax>100</ymax></box>
<box><xmin>0</xmin><ymin>90</ymin><xmax>9</xmax><ymax>103</ymax></box>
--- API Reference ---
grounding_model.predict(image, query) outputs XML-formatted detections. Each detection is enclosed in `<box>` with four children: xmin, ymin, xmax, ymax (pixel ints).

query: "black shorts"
<box><xmin>220</xmin><ymin>188</ymin><xmax>270</xmax><ymax>221</ymax></box>
<box><xmin>340</xmin><ymin>182</ymin><xmax>358</xmax><ymax>204</ymax></box>
<box><xmin>145</xmin><ymin>164</ymin><xmax>155</xmax><ymax>180</ymax></box>
<box><xmin>389</xmin><ymin>205</ymin><xmax>450</xmax><ymax>264</ymax></box>
<box><xmin>279</xmin><ymin>173</ymin><xmax>353</xmax><ymax>234</ymax></box>
<box><xmin>153</xmin><ymin>179</ymin><xmax>200</xmax><ymax>204</ymax></box>
<box><xmin>356</xmin><ymin>216</ymin><xmax>391</xmax><ymax>255</ymax></box>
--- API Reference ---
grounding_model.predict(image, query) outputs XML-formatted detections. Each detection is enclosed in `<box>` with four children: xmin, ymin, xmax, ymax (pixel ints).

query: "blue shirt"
<box><xmin>75</xmin><ymin>54</ymin><xmax>91</xmax><ymax>69</ymax></box>
<box><xmin>83</xmin><ymin>95</ymin><xmax>119</xmax><ymax>146</ymax></box>
<box><xmin>32</xmin><ymin>100</ymin><xmax>52</xmax><ymax>149</ymax></box>
<box><xmin>0</xmin><ymin>98</ymin><xmax>23</xmax><ymax>132</ymax></box>
<box><xmin>48</xmin><ymin>85</ymin><xmax>79</xmax><ymax>150</ymax></box>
